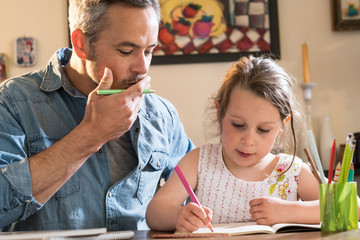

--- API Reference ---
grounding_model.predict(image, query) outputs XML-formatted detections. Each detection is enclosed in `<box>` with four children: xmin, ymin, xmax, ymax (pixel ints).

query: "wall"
<box><xmin>0</xmin><ymin>0</ymin><xmax>69</xmax><ymax>76</ymax></box>
<box><xmin>1</xmin><ymin>0</ymin><xmax>360</xmax><ymax>160</ymax></box>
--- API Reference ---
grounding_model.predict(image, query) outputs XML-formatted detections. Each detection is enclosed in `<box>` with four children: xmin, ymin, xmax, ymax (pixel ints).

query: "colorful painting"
<box><xmin>152</xmin><ymin>0</ymin><xmax>280</xmax><ymax>64</ymax></box>
<box><xmin>15</xmin><ymin>37</ymin><xmax>36</xmax><ymax>67</ymax></box>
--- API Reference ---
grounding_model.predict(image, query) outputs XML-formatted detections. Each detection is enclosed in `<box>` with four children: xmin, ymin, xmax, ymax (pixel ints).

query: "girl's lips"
<box><xmin>237</xmin><ymin>150</ymin><xmax>253</xmax><ymax>158</ymax></box>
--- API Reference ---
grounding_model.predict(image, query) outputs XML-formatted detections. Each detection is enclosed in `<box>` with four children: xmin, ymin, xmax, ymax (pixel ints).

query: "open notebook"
<box><xmin>152</xmin><ymin>222</ymin><xmax>321</xmax><ymax>238</ymax></box>
<box><xmin>192</xmin><ymin>222</ymin><xmax>321</xmax><ymax>235</ymax></box>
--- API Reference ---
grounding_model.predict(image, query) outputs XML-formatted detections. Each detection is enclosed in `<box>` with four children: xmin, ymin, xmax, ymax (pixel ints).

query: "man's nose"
<box><xmin>130</xmin><ymin>53</ymin><xmax>149</xmax><ymax>76</ymax></box>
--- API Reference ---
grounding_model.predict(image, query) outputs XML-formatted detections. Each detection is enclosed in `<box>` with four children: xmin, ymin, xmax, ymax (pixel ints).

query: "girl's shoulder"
<box><xmin>273</xmin><ymin>153</ymin><xmax>303</xmax><ymax>175</ymax></box>
<box><xmin>277</xmin><ymin>153</ymin><xmax>303</xmax><ymax>165</ymax></box>
<box><xmin>199</xmin><ymin>143</ymin><xmax>222</xmax><ymax>160</ymax></box>
<box><xmin>199</xmin><ymin>143</ymin><xmax>222</xmax><ymax>152</ymax></box>
<box><xmin>198</xmin><ymin>143</ymin><xmax>224</xmax><ymax>169</ymax></box>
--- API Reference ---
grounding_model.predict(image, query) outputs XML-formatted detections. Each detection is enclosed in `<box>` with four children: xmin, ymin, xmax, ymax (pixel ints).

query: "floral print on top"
<box><xmin>195</xmin><ymin>143</ymin><xmax>303</xmax><ymax>224</ymax></box>
<box><xmin>266</xmin><ymin>156</ymin><xmax>301</xmax><ymax>200</ymax></box>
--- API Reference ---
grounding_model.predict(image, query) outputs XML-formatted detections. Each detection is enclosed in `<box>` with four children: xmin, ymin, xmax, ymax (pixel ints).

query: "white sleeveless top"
<box><xmin>194</xmin><ymin>143</ymin><xmax>302</xmax><ymax>224</ymax></box>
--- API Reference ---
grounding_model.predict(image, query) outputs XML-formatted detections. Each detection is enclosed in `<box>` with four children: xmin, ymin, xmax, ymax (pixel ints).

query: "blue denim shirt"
<box><xmin>0</xmin><ymin>48</ymin><xmax>195</xmax><ymax>231</ymax></box>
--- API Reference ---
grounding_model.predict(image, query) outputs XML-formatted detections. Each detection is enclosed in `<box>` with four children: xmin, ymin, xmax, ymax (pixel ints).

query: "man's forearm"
<box><xmin>29</xmin><ymin>123</ymin><xmax>104</xmax><ymax>204</ymax></box>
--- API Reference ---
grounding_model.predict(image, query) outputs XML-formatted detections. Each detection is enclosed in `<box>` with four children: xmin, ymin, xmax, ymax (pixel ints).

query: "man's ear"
<box><xmin>71</xmin><ymin>29</ymin><xmax>88</xmax><ymax>60</ymax></box>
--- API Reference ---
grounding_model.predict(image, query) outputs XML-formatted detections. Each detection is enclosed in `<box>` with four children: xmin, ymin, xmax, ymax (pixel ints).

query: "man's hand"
<box><xmin>81</xmin><ymin>67</ymin><xmax>151</xmax><ymax>143</ymax></box>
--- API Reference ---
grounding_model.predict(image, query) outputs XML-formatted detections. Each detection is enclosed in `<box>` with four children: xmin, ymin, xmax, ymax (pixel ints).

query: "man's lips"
<box><xmin>122</xmin><ymin>77</ymin><xmax>146</xmax><ymax>88</ymax></box>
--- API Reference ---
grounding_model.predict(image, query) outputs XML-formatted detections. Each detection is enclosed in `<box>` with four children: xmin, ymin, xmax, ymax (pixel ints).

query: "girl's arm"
<box><xmin>249</xmin><ymin>162</ymin><xmax>320</xmax><ymax>225</ymax></box>
<box><xmin>146</xmin><ymin>148</ymin><xmax>212</xmax><ymax>232</ymax></box>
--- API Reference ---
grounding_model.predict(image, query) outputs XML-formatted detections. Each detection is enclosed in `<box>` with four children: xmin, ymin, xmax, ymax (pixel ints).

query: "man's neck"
<box><xmin>63</xmin><ymin>55</ymin><xmax>97</xmax><ymax>97</ymax></box>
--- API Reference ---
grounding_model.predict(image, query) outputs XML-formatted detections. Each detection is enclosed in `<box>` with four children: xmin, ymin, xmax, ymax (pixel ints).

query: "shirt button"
<box><xmin>108</xmin><ymin>192</ymin><xmax>112</xmax><ymax>198</ymax></box>
<box><xmin>139</xmin><ymin>165</ymin><xmax>143</xmax><ymax>170</ymax></box>
<box><xmin>157</xmin><ymin>162</ymin><xmax>160</xmax><ymax>167</ymax></box>
<box><xmin>135</xmin><ymin>128</ymin><xmax>140</xmax><ymax>133</ymax></box>
<box><xmin>98</xmin><ymin>149</ymin><xmax>103</xmax><ymax>153</ymax></box>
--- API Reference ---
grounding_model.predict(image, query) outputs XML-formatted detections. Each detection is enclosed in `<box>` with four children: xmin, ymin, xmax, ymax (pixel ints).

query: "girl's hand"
<box><xmin>175</xmin><ymin>202</ymin><xmax>213</xmax><ymax>233</ymax></box>
<box><xmin>249</xmin><ymin>197</ymin><xmax>291</xmax><ymax>225</ymax></box>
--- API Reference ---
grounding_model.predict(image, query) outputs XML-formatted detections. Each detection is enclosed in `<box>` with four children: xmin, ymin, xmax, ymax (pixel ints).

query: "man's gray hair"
<box><xmin>68</xmin><ymin>0</ymin><xmax>160</xmax><ymax>47</ymax></box>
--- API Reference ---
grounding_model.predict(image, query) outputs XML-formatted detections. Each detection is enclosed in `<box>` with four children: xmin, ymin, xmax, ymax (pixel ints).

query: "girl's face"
<box><xmin>221</xmin><ymin>88</ymin><xmax>284</xmax><ymax>170</ymax></box>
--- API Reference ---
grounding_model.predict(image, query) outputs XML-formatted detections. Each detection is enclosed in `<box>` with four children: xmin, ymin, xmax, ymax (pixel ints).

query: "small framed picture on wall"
<box><xmin>15</xmin><ymin>37</ymin><xmax>37</xmax><ymax>67</ymax></box>
<box><xmin>0</xmin><ymin>53</ymin><xmax>8</xmax><ymax>81</ymax></box>
<box><xmin>331</xmin><ymin>0</ymin><xmax>360</xmax><ymax>31</ymax></box>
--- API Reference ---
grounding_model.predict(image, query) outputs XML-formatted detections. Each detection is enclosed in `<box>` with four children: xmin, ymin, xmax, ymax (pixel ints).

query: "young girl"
<box><xmin>146</xmin><ymin>56</ymin><xmax>320</xmax><ymax>233</ymax></box>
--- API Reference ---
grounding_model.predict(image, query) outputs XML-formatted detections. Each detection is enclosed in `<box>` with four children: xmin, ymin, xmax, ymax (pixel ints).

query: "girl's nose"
<box><xmin>241</xmin><ymin>131</ymin><xmax>255</xmax><ymax>146</ymax></box>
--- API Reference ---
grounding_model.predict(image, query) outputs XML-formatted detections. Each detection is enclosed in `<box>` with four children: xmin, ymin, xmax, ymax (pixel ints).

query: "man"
<box><xmin>0</xmin><ymin>0</ymin><xmax>194</xmax><ymax>231</ymax></box>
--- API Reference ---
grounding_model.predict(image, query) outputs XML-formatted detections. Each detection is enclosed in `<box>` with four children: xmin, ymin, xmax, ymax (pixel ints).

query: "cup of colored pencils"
<box><xmin>319</xmin><ymin>134</ymin><xmax>358</xmax><ymax>232</ymax></box>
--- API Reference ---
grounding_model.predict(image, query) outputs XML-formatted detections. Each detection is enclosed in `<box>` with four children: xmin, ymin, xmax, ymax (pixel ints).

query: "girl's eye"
<box><xmin>258</xmin><ymin>128</ymin><xmax>270</xmax><ymax>133</ymax></box>
<box><xmin>232</xmin><ymin>122</ymin><xmax>245</xmax><ymax>128</ymax></box>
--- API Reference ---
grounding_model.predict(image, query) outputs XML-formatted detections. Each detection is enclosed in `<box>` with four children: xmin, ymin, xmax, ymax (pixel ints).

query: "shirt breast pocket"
<box><xmin>29</xmin><ymin>137</ymin><xmax>80</xmax><ymax>200</ymax></box>
<box><xmin>136</xmin><ymin>150</ymin><xmax>168</xmax><ymax>205</ymax></box>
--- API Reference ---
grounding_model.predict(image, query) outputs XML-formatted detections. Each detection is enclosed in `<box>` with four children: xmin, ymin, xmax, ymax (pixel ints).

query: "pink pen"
<box><xmin>174</xmin><ymin>166</ymin><xmax>214</xmax><ymax>232</ymax></box>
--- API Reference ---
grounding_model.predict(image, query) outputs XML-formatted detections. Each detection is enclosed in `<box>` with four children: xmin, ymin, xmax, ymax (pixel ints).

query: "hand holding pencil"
<box><xmin>85</xmin><ymin>68</ymin><xmax>150</xmax><ymax>142</ymax></box>
<box><xmin>174</xmin><ymin>166</ymin><xmax>214</xmax><ymax>232</ymax></box>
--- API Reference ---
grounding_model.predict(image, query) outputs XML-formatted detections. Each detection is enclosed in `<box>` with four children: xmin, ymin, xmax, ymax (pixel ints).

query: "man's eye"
<box><xmin>119</xmin><ymin>50</ymin><xmax>132</xmax><ymax>55</ymax></box>
<box><xmin>145</xmin><ymin>50</ymin><xmax>153</xmax><ymax>56</ymax></box>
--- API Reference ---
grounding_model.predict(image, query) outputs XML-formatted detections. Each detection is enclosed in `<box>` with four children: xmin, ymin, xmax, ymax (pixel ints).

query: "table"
<box><xmin>132</xmin><ymin>229</ymin><xmax>360</xmax><ymax>240</ymax></box>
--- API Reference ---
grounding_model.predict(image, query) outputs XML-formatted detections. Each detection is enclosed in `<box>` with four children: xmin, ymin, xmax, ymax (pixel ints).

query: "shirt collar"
<box><xmin>40</xmin><ymin>48</ymin><xmax>86</xmax><ymax>98</ymax></box>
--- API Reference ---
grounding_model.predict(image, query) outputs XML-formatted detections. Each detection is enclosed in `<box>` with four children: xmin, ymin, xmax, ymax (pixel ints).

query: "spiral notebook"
<box><xmin>49</xmin><ymin>230</ymin><xmax>134</xmax><ymax>240</ymax></box>
<box><xmin>0</xmin><ymin>228</ymin><xmax>134</xmax><ymax>240</ymax></box>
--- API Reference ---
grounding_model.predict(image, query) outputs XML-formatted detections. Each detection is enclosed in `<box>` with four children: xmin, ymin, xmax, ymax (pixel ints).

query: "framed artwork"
<box><xmin>152</xmin><ymin>0</ymin><xmax>280</xmax><ymax>65</ymax></box>
<box><xmin>331</xmin><ymin>0</ymin><xmax>360</xmax><ymax>31</ymax></box>
<box><xmin>15</xmin><ymin>37</ymin><xmax>37</xmax><ymax>67</ymax></box>
<box><xmin>0</xmin><ymin>53</ymin><xmax>8</xmax><ymax>81</ymax></box>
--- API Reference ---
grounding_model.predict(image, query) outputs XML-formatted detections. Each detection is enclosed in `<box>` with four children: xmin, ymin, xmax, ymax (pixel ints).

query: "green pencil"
<box><xmin>338</xmin><ymin>134</ymin><xmax>354</xmax><ymax>183</ymax></box>
<box><xmin>97</xmin><ymin>89</ymin><xmax>155</xmax><ymax>95</ymax></box>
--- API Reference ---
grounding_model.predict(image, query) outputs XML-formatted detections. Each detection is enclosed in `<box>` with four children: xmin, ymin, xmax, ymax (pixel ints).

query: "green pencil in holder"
<box><xmin>319</xmin><ymin>182</ymin><xmax>358</xmax><ymax>232</ymax></box>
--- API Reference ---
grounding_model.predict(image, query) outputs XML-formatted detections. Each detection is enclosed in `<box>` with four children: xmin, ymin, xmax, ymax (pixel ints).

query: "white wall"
<box><xmin>0</xmin><ymin>0</ymin><xmax>69</xmax><ymax>76</ymax></box>
<box><xmin>1</xmin><ymin>0</ymin><xmax>360</xmax><ymax>159</ymax></box>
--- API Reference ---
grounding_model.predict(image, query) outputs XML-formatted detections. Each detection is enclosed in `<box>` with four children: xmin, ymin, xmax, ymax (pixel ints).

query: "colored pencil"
<box><xmin>306</xmin><ymin>130</ymin><xmax>326</xmax><ymax>184</ymax></box>
<box><xmin>347</xmin><ymin>162</ymin><xmax>354</xmax><ymax>182</ymax></box>
<box><xmin>333</xmin><ymin>162</ymin><xmax>341</xmax><ymax>182</ymax></box>
<box><xmin>97</xmin><ymin>89</ymin><xmax>155</xmax><ymax>95</ymax></box>
<box><xmin>174</xmin><ymin>166</ymin><xmax>214</xmax><ymax>232</ymax></box>
<box><xmin>327</xmin><ymin>139</ymin><xmax>336</xmax><ymax>183</ymax></box>
<box><xmin>338</xmin><ymin>134</ymin><xmax>353</xmax><ymax>183</ymax></box>
<box><xmin>304</xmin><ymin>148</ymin><xmax>322</xmax><ymax>184</ymax></box>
